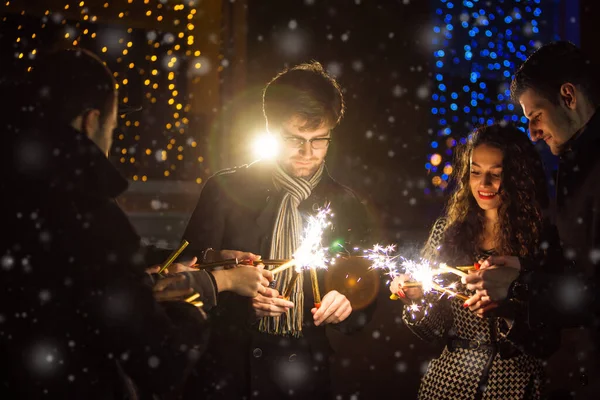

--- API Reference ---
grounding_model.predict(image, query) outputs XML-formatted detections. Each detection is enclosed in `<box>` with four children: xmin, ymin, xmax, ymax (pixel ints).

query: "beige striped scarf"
<box><xmin>258</xmin><ymin>161</ymin><xmax>324</xmax><ymax>337</ymax></box>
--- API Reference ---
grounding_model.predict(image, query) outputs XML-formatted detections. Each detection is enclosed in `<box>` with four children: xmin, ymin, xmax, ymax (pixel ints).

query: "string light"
<box><xmin>427</xmin><ymin>0</ymin><xmax>549</xmax><ymax>193</ymax></box>
<box><xmin>4</xmin><ymin>0</ymin><xmax>210</xmax><ymax>183</ymax></box>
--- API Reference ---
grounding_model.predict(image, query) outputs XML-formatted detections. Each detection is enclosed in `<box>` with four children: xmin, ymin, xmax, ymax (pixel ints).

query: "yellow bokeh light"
<box><xmin>196</xmin><ymin>178</ymin><xmax>202</xmax><ymax>184</ymax></box>
<box><xmin>145</xmin><ymin>149</ymin><xmax>152</xmax><ymax>155</ymax></box>
<box><xmin>142</xmin><ymin>176</ymin><xmax>148</xmax><ymax>182</ymax></box>
<box><xmin>432</xmin><ymin>176</ymin><xmax>442</xmax><ymax>186</ymax></box>
<box><xmin>164</xmin><ymin>170</ymin><xmax>170</xmax><ymax>177</ymax></box>
<box><xmin>430</xmin><ymin>153</ymin><xmax>442</xmax><ymax>166</ymax></box>
<box><xmin>443</xmin><ymin>165</ymin><xmax>453</xmax><ymax>175</ymax></box>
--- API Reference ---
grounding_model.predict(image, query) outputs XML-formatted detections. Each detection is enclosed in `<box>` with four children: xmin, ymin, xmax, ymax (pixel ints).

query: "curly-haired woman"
<box><xmin>392</xmin><ymin>123</ymin><xmax>563</xmax><ymax>399</ymax></box>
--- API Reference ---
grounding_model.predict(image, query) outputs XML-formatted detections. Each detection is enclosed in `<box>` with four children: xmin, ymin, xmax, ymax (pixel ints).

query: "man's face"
<box><xmin>275</xmin><ymin>116</ymin><xmax>331</xmax><ymax>179</ymax></box>
<box><xmin>519</xmin><ymin>88</ymin><xmax>578</xmax><ymax>155</ymax></box>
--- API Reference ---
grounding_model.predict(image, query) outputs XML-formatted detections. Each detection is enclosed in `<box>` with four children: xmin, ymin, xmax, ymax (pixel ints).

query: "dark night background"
<box><xmin>2</xmin><ymin>0</ymin><xmax>600</xmax><ymax>397</ymax></box>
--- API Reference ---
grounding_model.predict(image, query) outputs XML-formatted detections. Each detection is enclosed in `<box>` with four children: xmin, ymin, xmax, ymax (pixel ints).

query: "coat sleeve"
<box><xmin>401</xmin><ymin>218</ymin><xmax>453</xmax><ymax>342</ymax></box>
<box><xmin>498</xmin><ymin>222</ymin><xmax>564</xmax><ymax>358</ymax></box>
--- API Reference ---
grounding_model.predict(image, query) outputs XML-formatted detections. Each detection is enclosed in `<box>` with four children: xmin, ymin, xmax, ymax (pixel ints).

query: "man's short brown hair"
<box><xmin>262</xmin><ymin>61</ymin><xmax>344</xmax><ymax>132</ymax></box>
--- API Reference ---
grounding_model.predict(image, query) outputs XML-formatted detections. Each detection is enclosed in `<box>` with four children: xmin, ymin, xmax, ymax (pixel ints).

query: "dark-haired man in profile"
<box><xmin>182</xmin><ymin>62</ymin><xmax>375</xmax><ymax>399</ymax></box>
<box><xmin>0</xmin><ymin>48</ymin><xmax>212</xmax><ymax>399</ymax></box>
<box><xmin>464</xmin><ymin>41</ymin><xmax>600</xmax><ymax>399</ymax></box>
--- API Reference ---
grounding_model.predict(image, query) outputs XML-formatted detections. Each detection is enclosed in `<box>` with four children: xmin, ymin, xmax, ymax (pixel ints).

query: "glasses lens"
<box><xmin>283</xmin><ymin>137</ymin><xmax>303</xmax><ymax>148</ymax></box>
<box><xmin>311</xmin><ymin>139</ymin><xmax>330</xmax><ymax>149</ymax></box>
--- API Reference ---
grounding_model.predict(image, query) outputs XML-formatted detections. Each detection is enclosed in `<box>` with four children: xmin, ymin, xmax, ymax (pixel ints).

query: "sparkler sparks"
<box><xmin>364</xmin><ymin>244</ymin><xmax>468</xmax><ymax>307</ymax></box>
<box><xmin>279</xmin><ymin>206</ymin><xmax>333</xmax><ymax>305</ymax></box>
<box><xmin>293</xmin><ymin>206</ymin><xmax>333</xmax><ymax>270</ymax></box>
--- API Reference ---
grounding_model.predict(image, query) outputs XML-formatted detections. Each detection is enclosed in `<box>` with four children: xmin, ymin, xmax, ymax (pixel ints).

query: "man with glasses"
<box><xmin>182</xmin><ymin>62</ymin><xmax>374</xmax><ymax>399</ymax></box>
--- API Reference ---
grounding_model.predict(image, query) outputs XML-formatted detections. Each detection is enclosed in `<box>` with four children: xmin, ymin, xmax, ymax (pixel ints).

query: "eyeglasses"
<box><xmin>281</xmin><ymin>136</ymin><xmax>332</xmax><ymax>149</ymax></box>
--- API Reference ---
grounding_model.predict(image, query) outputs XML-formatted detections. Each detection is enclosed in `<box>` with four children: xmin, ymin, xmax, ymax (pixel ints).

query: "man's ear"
<box><xmin>559</xmin><ymin>83</ymin><xmax>577</xmax><ymax>110</ymax></box>
<box><xmin>82</xmin><ymin>109</ymin><xmax>101</xmax><ymax>138</ymax></box>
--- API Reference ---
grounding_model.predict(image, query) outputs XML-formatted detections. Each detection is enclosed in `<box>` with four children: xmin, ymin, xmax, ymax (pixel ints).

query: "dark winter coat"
<box><xmin>0</xmin><ymin>124</ymin><xmax>209</xmax><ymax>399</ymax></box>
<box><xmin>181</xmin><ymin>160</ymin><xmax>375</xmax><ymax>399</ymax></box>
<box><xmin>516</xmin><ymin>109</ymin><xmax>600</xmax><ymax>398</ymax></box>
<box><xmin>406</xmin><ymin>218</ymin><xmax>562</xmax><ymax>400</ymax></box>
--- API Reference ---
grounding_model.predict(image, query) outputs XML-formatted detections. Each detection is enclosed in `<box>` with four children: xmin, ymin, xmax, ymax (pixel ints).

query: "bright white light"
<box><xmin>252</xmin><ymin>133</ymin><xmax>279</xmax><ymax>160</ymax></box>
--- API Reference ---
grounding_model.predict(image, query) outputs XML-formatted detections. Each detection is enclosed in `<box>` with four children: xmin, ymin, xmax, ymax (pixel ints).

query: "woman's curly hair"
<box><xmin>428</xmin><ymin>123</ymin><xmax>549</xmax><ymax>265</ymax></box>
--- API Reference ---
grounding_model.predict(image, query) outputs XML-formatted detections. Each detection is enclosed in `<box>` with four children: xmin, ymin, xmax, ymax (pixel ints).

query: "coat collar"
<box><xmin>561</xmin><ymin>108</ymin><xmax>600</xmax><ymax>164</ymax></box>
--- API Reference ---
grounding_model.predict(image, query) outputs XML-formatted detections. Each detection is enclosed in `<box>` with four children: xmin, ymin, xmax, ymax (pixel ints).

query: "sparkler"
<box><xmin>364</xmin><ymin>244</ymin><xmax>471</xmax><ymax>308</ymax></box>
<box><xmin>191</xmin><ymin>258</ymin><xmax>289</xmax><ymax>270</ymax></box>
<box><xmin>158</xmin><ymin>240</ymin><xmax>189</xmax><ymax>274</ymax></box>
<box><xmin>279</xmin><ymin>207</ymin><xmax>333</xmax><ymax>307</ymax></box>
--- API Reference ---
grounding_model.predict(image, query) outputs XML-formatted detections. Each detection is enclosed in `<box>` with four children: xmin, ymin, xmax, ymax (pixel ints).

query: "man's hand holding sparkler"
<box><xmin>212</xmin><ymin>263</ymin><xmax>274</xmax><ymax>297</ymax></box>
<box><xmin>252</xmin><ymin>288</ymin><xmax>295</xmax><ymax>317</ymax></box>
<box><xmin>153</xmin><ymin>275</ymin><xmax>194</xmax><ymax>301</ymax></box>
<box><xmin>146</xmin><ymin>257</ymin><xmax>199</xmax><ymax>274</ymax></box>
<box><xmin>462</xmin><ymin>256</ymin><xmax>521</xmax><ymax>316</ymax></box>
<box><xmin>311</xmin><ymin>290</ymin><xmax>352</xmax><ymax>326</ymax></box>
<box><xmin>217</xmin><ymin>249</ymin><xmax>262</xmax><ymax>267</ymax></box>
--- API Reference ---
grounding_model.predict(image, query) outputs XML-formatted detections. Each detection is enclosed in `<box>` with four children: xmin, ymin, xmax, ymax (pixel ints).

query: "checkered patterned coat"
<box><xmin>403</xmin><ymin>218</ymin><xmax>561</xmax><ymax>400</ymax></box>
